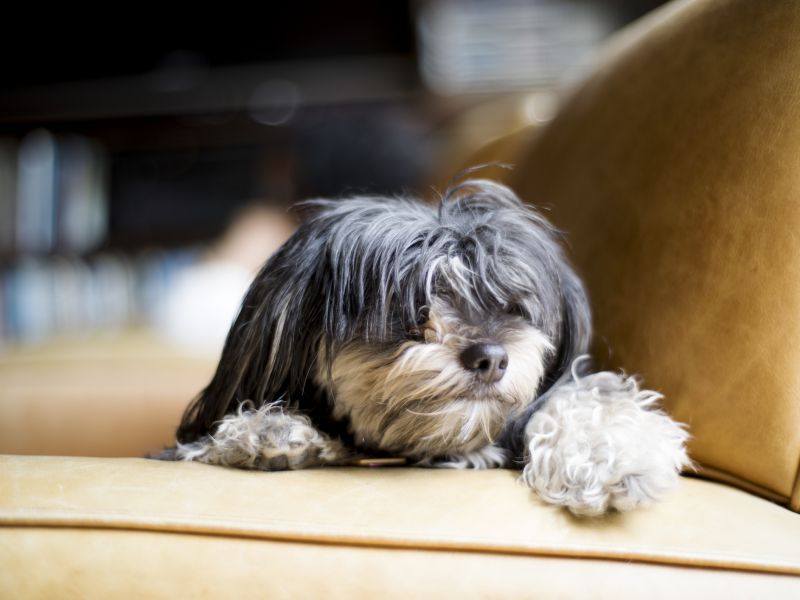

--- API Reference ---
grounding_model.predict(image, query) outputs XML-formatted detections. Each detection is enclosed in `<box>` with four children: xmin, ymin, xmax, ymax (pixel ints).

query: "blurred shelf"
<box><xmin>0</xmin><ymin>55</ymin><xmax>420</xmax><ymax>126</ymax></box>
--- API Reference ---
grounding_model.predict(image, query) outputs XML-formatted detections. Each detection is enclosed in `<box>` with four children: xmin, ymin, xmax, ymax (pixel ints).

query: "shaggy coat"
<box><xmin>166</xmin><ymin>180</ymin><xmax>689</xmax><ymax>516</ymax></box>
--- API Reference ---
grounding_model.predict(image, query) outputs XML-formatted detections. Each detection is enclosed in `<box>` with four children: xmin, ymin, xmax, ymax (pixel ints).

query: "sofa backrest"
<box><xmin>493</xmin><ymin>0</ymin><xmax>800</xmax><ymax>511</ymax></box>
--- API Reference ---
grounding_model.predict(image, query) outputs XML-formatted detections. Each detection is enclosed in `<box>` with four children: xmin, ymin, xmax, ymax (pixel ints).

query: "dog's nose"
<box><xmin>459</xmin><ymin>343</ymin><xmax>508</xmax><ymax>383</ymax></box>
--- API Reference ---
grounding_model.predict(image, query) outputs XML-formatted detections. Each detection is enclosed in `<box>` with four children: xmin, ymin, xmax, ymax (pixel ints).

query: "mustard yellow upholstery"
<box><xmin>1</xmin><ymin>456</ymin><xmax>799</xmax><ymax>598</ymax></box>
<box><xmin>2</xmin><ymin>0</ymin><xmax>800</xmax><ymax>596</ymax></box>
<box><xmin>0</xmin><ymin>331</ymin><xmax>216</xmax><ymax>458</ymax></box>
<box><xmin>499</xmin><ymin>0</ymin><xmax>800</xmax><ymax>510</ymax></box>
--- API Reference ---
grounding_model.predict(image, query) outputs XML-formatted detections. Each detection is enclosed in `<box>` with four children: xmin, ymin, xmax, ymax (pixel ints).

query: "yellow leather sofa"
<box><xmin>2</xmin><ymin>0</ymin><xmax>799</xmax><ymax>596</ymax></box>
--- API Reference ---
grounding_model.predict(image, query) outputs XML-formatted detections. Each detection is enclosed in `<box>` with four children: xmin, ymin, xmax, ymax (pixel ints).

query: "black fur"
<box><xmin>175</xmin><ymin>179</ymin><xmax>592</xmax><ymax>460</ymax></box>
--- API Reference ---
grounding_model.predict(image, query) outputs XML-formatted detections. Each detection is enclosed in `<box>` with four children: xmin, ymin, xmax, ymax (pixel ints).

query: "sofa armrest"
<box><xmin>471</xmin><ymin>0</ymin><xmax>800</xmax><ymax>510</ymax></box>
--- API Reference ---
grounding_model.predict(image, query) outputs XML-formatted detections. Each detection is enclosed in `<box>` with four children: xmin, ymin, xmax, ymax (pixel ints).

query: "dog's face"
<box><xmin>324</xmin><ymin>295</ymin><xmax>554</xmax><ymax>458</ymax></box>
<box><xmin>178</xmin><ymin>180</ymin><xmax>591</xmax><ymax>462</ymax></box>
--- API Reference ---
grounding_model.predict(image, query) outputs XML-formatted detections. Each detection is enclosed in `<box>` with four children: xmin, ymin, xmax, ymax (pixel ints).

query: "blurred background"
<box><xmin>0</xmin><ymin>0</ymin><xmax>668</xmax><ymax>356</ymax></box>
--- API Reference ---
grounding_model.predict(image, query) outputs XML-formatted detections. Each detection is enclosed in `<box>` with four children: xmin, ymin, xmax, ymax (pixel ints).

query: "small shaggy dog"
<box><xmin>162</xmin><ymin>179</ymin><xmax>689</xmax><ymax>516</ymax></box>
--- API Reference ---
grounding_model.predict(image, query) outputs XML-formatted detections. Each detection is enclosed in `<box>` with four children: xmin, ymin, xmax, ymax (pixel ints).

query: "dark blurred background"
<box><xmin>0</xmin><ymin>0</ymin><xmax>667</xmax><ymax>350</ymax></box>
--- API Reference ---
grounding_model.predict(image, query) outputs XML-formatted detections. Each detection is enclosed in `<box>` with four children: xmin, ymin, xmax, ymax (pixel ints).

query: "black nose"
<box><xmin>459</xmin><ymin>343</ymin><xmax>508</xmax><ymax>384</ymax></box>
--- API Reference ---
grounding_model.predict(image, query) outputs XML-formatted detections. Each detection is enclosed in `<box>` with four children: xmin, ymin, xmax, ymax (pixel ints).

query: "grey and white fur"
<box><xmin>165</xmin><ymin>179</ymin><xmax>690</xmax><ymax>516</ymax></box>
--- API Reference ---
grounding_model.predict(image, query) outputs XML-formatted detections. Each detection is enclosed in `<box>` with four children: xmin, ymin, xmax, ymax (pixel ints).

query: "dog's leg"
<box><xmin>416</xmin><ymin>444</ymin><xmax>508</xmax><ymax>469</ymax></box>
<box><xmin>522</xmin><ymin>371</ymin><xmax>690</xmax><ymax>516</ymax></box>
<box><xmin>171</xmin><ymin>403</ymin><xmax>349</xmax><ymax>470</ymax></box>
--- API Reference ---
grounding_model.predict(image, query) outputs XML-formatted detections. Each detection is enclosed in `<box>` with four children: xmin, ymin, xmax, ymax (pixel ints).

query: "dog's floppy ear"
<box><xmin>500</xmin><ymin>258</ymin><xmax>592</xmax><ymax>463</ymax></box>
<box><xmin>540</xmin><ymin>263</ymin><xmax>593</xmax><ymax>397</ymax></box>
<box><xmin>176</xmin><ymin>219</ymin><xmax>330</xmax><ymax>444</ymax></box>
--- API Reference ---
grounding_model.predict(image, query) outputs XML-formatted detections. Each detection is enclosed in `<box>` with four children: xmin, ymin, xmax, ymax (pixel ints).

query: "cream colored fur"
<box><xmin>522</xmin><ymin>364</ymin><xmax>691</xmax><ymax>516</ymax></box>
<box><xmin>323</xmin><ymin>300</ymin><xmax>552</xmax><ymax>460</ymax></box>
<box><xmin>175</xmin><ymin>403</ymin><xmax>348</xmax><ymax>470</ymax></box>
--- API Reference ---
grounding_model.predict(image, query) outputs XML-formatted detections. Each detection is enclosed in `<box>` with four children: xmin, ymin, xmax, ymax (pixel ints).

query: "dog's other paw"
<box><xmin>521</xmin><ymin>370</ymin><xmax>690</xmax><ymax>517</ymax></box>
<box><xmin>174</xmin><ymin>403</ymin><xmax>348</xmax><ymax>470</ymax></box>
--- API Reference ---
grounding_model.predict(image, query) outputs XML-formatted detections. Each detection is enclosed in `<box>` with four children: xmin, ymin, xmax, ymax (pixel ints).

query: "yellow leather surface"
<box><xmin>488</xmin><ymin>0</ymin><xmax>800</xmax><ymax>507</ymax></box>
<box><xmin>2</xmin><ymin>455</ymin><xmax>799</xmax><ymax>576</ymax></box>
<box><xmin>3</xmin><ymin>528</ymin><xmax>800</xmax><ymax>599</ymax></box>
<box><xmin>0</xmin><ymin>331</ymin><xmax>216</xmax><ymax>457</ymax></box>
<box><xmin>794</xmin><ymin>476</ymin><xmax>800</xmax><ymax>513</ymax></box>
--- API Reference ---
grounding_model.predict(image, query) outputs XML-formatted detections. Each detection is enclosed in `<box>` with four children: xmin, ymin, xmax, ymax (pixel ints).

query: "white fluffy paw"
<box><xmin>175</xmin><ymin>403</ymin><xmax>348</xmax><ymax>470</ymax></box>
<box><xmin>522</xmin><ymin>370</ymin><xmax>690</xmax><ymax>517</ymax></box>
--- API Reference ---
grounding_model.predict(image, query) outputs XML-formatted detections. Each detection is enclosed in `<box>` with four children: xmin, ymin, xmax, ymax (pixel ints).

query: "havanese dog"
<box><xmin>160</xmin><ymin>178</ymin><xmax>690</xmax><ymax>516</ymax></box>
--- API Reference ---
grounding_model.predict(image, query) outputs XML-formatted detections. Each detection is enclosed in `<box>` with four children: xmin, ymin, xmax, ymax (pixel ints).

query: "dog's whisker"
<box><xmin>404</xmin><ymin>405</ymin><xmax>463</xmax><ymax>417</ymax></box>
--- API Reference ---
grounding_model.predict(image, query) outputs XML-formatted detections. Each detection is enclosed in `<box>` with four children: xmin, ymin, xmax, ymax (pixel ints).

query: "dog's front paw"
<box><xmin>174</xmin><ymin>404</ymin><xmax>349</xmax><ymax>470</ymax></box>
<box><xmin>521</xmin><ymin>371</ymin><xmax>690</xmax><ymax>517</ymax></box>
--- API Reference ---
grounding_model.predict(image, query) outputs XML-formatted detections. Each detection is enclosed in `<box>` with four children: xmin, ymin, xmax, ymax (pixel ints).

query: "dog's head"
<box><xmin>177</xmin><ymin>180</ymin><xmax>591</xmax><ymax>460</ymax></box>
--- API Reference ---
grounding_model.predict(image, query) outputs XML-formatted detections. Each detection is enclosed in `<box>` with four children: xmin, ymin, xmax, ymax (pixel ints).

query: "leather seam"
<box><xmin>791</xmin><ymin>457</ymin><xmax>800</xmax><ymax>512</ymax></box>
<box><xmin>2</xmin><ymin>512</ymin><xmax>800</xmax><ymax>576</ymax></box>
<box><xmin>688</xmin><ymin>463</ymin><xmax>791</xmax><ymax>508</ymax></box>
<box><xmin>3</xmin><ymin>520</ymin><xmax>800</xmax><ymax>577</ymax></box>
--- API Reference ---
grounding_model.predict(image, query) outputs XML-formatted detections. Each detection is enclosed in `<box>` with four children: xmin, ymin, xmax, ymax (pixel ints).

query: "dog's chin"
<box><xmin>378</xmin><ymin>395</ymin><xmax>513</xmax><ymax>458</ymax></box>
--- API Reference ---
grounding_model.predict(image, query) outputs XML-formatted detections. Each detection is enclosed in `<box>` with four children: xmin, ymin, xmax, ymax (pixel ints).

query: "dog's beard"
<box><xmin>320</xmin><ymin>302</ymin><xmax>553</xmax><ymax>459</ymax></box>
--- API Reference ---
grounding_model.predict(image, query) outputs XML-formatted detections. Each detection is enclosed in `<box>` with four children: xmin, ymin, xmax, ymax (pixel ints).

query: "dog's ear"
<box><xmin>176</xmin><ymin>221</ymin><xmax>330</xmax><ymax>444</ymax></box>
<box><xmin>540</xmin><ymin>263</ymin><xmax>592</xmax><ymax>397</ymax></box>
<box><xmin>500</xmin><ymin>258</ymin><xmax>592</xmax><ymax>463</ymax></box>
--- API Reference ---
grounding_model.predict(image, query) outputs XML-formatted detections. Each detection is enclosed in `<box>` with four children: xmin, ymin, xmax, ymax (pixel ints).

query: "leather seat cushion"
<box><xmin>5</xmin><ymin>528</ymin><xmax>800</xmax><ymax>599</ymax></box>
<box><xmin>0</xmin><ymin>331</ymin><xmax>216</xmax><ymax>458</ymax></box>
<box><xmin>1</xmin><ymin>455</ymin><xmax>799</xmax><ymax>597</ymax></box>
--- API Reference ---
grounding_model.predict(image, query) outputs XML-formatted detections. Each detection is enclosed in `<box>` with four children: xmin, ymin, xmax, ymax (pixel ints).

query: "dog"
<box><xmin>162</xmin><ymin>179</ymin><xmax>690</xmax><ymax>516</ymax></box>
